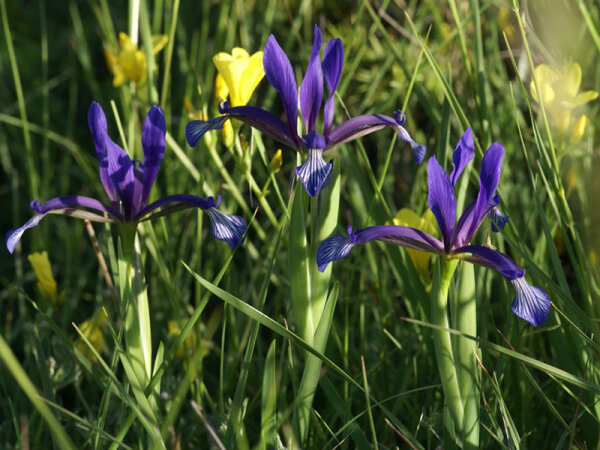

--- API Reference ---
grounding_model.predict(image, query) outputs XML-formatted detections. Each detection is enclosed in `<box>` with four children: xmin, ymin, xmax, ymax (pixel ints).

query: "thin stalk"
<box><xmin>431</xmin><ymin>258</ymin><xmax>463</xmax><ymax>435</ymax></box>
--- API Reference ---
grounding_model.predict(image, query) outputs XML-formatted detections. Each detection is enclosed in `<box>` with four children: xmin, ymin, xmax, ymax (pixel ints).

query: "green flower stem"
<box><xmin>431</xmin><ymin>257</ymin><xmax>463</xmax><ymax>436</ymax></box>
<box><xmin>455</xmin><ymin>263</ymin><xmax>479</xmax><ymax>450</ymax></box>
<box><xmin>289</xmin><ymin>162</ymin><xmax>340</xmax><ymax>447</ymax></box>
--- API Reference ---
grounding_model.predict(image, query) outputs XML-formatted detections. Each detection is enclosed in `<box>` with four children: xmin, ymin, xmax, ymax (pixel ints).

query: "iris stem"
<box><xmin>431</xmin><ymin>257</ymin><xmax>463</xmax><ymax>440</ymax></box>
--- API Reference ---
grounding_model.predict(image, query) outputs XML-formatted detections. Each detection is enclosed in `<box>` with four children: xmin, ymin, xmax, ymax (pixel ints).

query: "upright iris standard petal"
<box><xmin>427</xmin><ymin>156</ymin><xmax>456</xmax><ymax>248</ymax></box>
<box><xmin>322</xmin><ymin>38</ymin><xmax>344</xmax><ymax>136</ymax></box>
<box><xmin>88</xmin><ymin>102</ymin><xmax>119</xmax><ymax>203</ymax></box>
<box><xmin>186</xmin><ymin>116</ymin><xmax>230</xmax><ymax>147</ymax></box>
<box><xmin>263</xmin><ymin>34</ymin><xmax>300</xmax><ymax>145</ymax></box>
<box><xmin>454</xmin><ymin>143</ymin><xmax>504</xmax><ymax>246</ymax></box>
<box><xmin>449</xmin><ymin>128</ymin><xmax>474</xmax><ymax>186</ymax></box>
<box><xmin>295</xmin><ymin>149</ymin><xmax>334</xmax><ymax>198</ymax></box>
<box><xmin>205</xmin><ymin>207</ymin><xmax>247</xmax><ymax>249</ymax></box>
<box><xmin>510</xmin><ymin>277</ymin><xmax>551</xmax><ymax>326</ymax></box>
<box><xmin>140</xmin><ymin>105</ymin><xmax>166</xmax><ymax>208</ymax></box>
<box><xmin>299</xmin><ymin>25</ymin><xmax>324</xmax><ymax>134</ymax></box>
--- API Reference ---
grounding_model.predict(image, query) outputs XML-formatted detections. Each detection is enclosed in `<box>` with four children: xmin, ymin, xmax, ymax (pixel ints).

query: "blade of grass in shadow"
<box><xmin>259</xmin><ymin>339</ymin><xmax>277</xmax><ymax>450</ymax></box>
<box><xmin>0</xmin><ymin>333</ymin><xmax>76</xmax><ymax>450</ymax></box>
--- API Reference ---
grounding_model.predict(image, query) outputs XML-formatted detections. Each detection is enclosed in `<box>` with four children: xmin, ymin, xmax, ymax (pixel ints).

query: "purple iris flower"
<box><xmin>6</xmin><ymin>102</ymin><xmax>246</xmax><ymax>254</ymax></box>
<box><xmin>186</xmin><ymin>24</ymin><xmax>425</xmax><ymax>197</ymax></box>
<box><xmin>317</xmin><ymin>128</ymin><xmax>550</xmax><ymax>326</ymax></box>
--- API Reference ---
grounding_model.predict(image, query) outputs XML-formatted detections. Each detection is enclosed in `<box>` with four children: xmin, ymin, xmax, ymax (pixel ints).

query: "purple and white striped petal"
<box><xmin>299</xmin><ymin>25</ymin><xmax>324</xmax><ymax>134</ymax></box>
<box><xmin>317</xmin><ymin>232</ymin><xmax>355</xmax><ymax>272</ymax></box>
<box><xmin>205</xmin><ymin>207</ymin><xmax>247</xmax><ymax>249</ymax></box>
<box><xmin>510</xmin><ymin>277</ymin><xmax>550</xmax><ymax>326</ymax></box>
<box><xmin>219</xmin><ymin>105</ymin><xmax>299</xmax><ymax>149</ymax></box>
<box><xmin>322</xmin><ymin>38</ymin><xmax>344</xmax><ymax>136</ymax></box>
<box><xmin>453</xmin><ymin>245</ymin><xmax>549</xmax><ymax>325</ymax></box>
<box><xmin>295</xmin><ymin>149</ymin><xmax>333</xmax><ymax>197</ymax></box>
<box><xmin>489</xmin><ymin>206</ymin><xmax>509</xmax><ymax>232</ymax></box>
<box><xmin>186</xmin><ymin>116</ymin><xmax>229</xmax><ymax>147</ymax></box>
<box><xmin>427</xmin><ymin>156</ymin><xmax>456</xmax><ymax>248</ymax></box>
<box><xmin>449</xmin><ymin>128</ymin><xmax>474</xmax><ymax>186</ymax></box>
<box><xmin>264</xmin><ymin>34</ymin><xmax>300</xmax><ymax>145</ymax></box>
<box><xmin>451</xmin><ymin>193</ymin><xmax>501</xmax><ymax>248</ymax></box>
<box><xmin>140</xmin><ymin>105</ymin><xmax>166</xmax><ymax>209</ymax></box>
<box><xmin>327</xmin><ymin>113</ymin><xmax>425</xmax><ymax>163</ymax></box>
<box><xmin>5</xmin><ymin>196</ymin><xmax>118</xmax><ymax>254</ymax></box>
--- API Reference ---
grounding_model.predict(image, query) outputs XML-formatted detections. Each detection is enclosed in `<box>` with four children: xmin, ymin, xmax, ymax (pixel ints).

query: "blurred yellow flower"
<box><xmin>530</xmin><ymin>63</ymin><xmax>598</xmax><ymax>142</ymax></box>
<box><xmin>393</xmin><ymin>209</ymin><xmax>438</xmax><ymax>278</ymax></box>
<box><xmin>77</xmin><ymin>309</ymin><xmax>108</xmax><ymax>362</ymax></box>
<box><xmin>168</xmin><ymin>320</ymin><xmax>198</xmax><ymax>358</ymax></box>
<box><xmin>104</xmin><ymin>32</ymin><xmax>168</xmax><ymax>87</ymax></box>
<box><xmin>269</xmin><ymin>149</ymin><xmax>283</xmax><ymax>174</ymax></box>
<box><xmin>213</xmin><ymin>48</ymin><xmax>264</xmax><ymax>107</ymax></box>
<box><xmin>184</xmin><ymin>96</ymin><xmax>206</xmax><ymax>121</ymax></box>
<box><xmin>28</xmin><ymin>251</ymin><xmax>58</xmax><ymax>305</ymax></box>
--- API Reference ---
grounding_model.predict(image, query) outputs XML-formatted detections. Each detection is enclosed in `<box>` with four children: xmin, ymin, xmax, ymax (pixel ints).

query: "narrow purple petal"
<box><xmin>449</xmin><ymin>128</ymin><xmax>474</xmax><ymax>186</ymax></box>
<box><xmin>6</xmin><ymin>214</ymin><xmax>44</xmax><ymax>254</ymax></box>
<box><xmin>205</xmin><ymin>208</ymin><xmax>247</xmax><ymax>248</ymax></box>
<box><xmin>220</xmin><ymin>105</ymin><xmax>299</xmax><ymax>149</ymax></box>
<box><xmin>317</xmin><ymin>233</ymin><xmax>355</xmax><ymax>272</ymax></box>
<box><xmin>427</xmin><ymin>156</ymin><xmax>456</xmax><ymax>248</ymax></box>
<box><xmin>510</xmin><ymin>277</ymin><xmax>550</xmax><ymax>326</ymax></box>
<box><xmin>327</xmin><ymin>113</ymin><xmax>426</xmax><ymax>163</ymax></box>
<box><xmin>6</xmin><ymin>195</ymin><xmax>118</xmax><ymax>253</ymax></box>
<box><xmin>135</xmin><ymin>194</ymin><xmax>219</xmax><ymax>221</ymax></box>
<box><xmin>452</xmin><ymin>144</ymin><xmax>504</xmax><ymax>246</ymax></box>
<box><xmin>452</xmin><ymin>245</ymin><xmax>525</xmax><ymax>280</ymax></box>
<box><xmin>88</xmin><ymin>102</ymin><xmax>118</xmax><ymax>202</ymax></box>
<box><xmin>489</xmin><ymin>206</ymin><xmax>509</xmax><ymax>232</ymax></box>
<box><xmin>350</xmin><ymin>225</ymin><xmax>444</xmax><ymax>253</ymax></box>
<box><xmin>140</xmin><ymin>105</ymin><xmax>166</xmax><ymax>209</ymax></box>
<box><xmin>264</xmin><ymin>34</ymin><xmax>300</xmax><ymax>145</ymax></box>
<box><xmin>299</xmin><ymin>25</ymin><xmax>323</xmax><ymax>134</ymax></box>
<box><xmin>295</xmin><ymin>149</ymin><xmax>333</xmax><ymax>197</ymax></box>
<box><xmin>322</xmin><ymin>38</ymin><xmax>344</xmax><ymax>136</ymax></box>
<box><xmin>186</xmin><ymin>116</ymin><xmax>229</xmax><ymax>147</ymax></box>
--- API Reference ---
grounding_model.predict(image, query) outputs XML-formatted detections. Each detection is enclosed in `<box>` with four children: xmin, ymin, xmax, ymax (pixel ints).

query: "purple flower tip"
<box><xmin>394</xmin><ymin>110</ymin><xmax>406</xmax><ymax>127</ymax></box>
<box><xmin>317</xmin><ymin>233</ymin><xmax>355</xmax><ymax>272</ymax></box>
<box><xmin>510</xmin><ymin>277</ymin><xmax>550</xmax><ymax>326</ymax></box>
<box><xmin>205</xmin><ymin>208</ymin><xmax>247</xmax><ymax>249</ymax></box>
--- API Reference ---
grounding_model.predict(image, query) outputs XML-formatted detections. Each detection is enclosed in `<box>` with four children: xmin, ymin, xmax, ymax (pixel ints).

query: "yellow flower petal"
<box><xmin>574</xmin><ymin>90</ymin><xmax>599</xmax><ymax>107</ymax></box>
<box><xmin>77</xmin><ymin>309</ymin><xmax>108</xmax><ymax>361</ymax></box>
<box><xmin>239</xmin><ymin>51</ymin><xmax>264</xmax><ymax>106</ymax></box>
<box><xmin>269</xmin><ymin>149</ymin><xmax>283</xmax><ymax>174</ymax></box>
<box><xmin>570</xmin><ymin>114</ymin><xmax>588</xmax><ymax>142</ymax></box>
<box><xmin>561</xmin><ymin>63</ymin><xmax>582</xmax><ymax>99</ymax></box>
<box><xmin>215</xmin><ymin>73</ymin><xmax>229</xmax><ymax>101</ymax></box>
<box><xmin>151</xmin><ymin>35</ymin><xmax>168</xmax><ymax>55</ymax></box>
<box><xmin>28</xmin><ymin>251</ymin><xmax>58</xmax><ymax>303</ymax></box>
<box><xmin>530</xmin><ymin>64</ymin><xmax>559</xmax><ymax>103</ymax></box>
<box><xmin>221</xmin><ymin>119</ymin><xmax>234</xmax><ymax>147</ymax></box>
<box><xmin>393</xmin><ymin>208</ymin><xmax>438</xmax><ymax>275</ymax></box>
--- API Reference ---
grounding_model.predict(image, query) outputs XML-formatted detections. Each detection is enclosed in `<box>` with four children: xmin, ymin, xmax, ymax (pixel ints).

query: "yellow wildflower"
<box><xmin>28</xmin><ymin>251</ymin><xmax>58</xmax><ymax>305</ymax></box>
<box><xmin>212</xmin><ymin>48</ymin><xmax>264</xmax><ymax>107</ymax></box>
<box><xmin>76</xmin><ymin>309</ymin><xmax>109</xmax><ymax>362</ymax></box>
<box><xmin>104</xmin><ymin>32</ymin><xmax>168</xmax><ymax>87</ymax></box>
<box><xmin>530</xmin><ymin>63</ymin><xmax>598</xmax><ymax>142</ymax></box>
<box><xmin>393</xmin><ymin>209</ymin><xmax>438</xmax><ymax>279</ymax></box>
<box><xmin>167</xmin><ymin>320</ymin><xmax>198</xmax><ymax>358</ymax></box>
<box><xmin>269</xmin><ymin>149</ymin><xmax>283</xmax><ymax>174</ymax></box>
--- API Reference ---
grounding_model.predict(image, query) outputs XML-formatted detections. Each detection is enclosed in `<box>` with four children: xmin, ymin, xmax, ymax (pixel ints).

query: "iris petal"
<box><xmin>295</xmin><ymin>149</ymin><xmax>333</xmax><ymax>197</ymax></box>
<box><xmin>186</xmin><ymin>116</ymin><xmax>229</xmax><ymax>147</ymax></box>
<box><xmin>299</xmin><ymin>25</ymin><xmax>323</xmax><ymax>134</ymax></box>
<box><xmin>6</xmin><ymin>214</ymin><xmax>44</xmax><ymax>254</ymax></box>
<box><xmin>510</xmin><ymin>277</ymin><xmax>550</xmax><ymax>326</ymax></box>
<box><xmin>316</xmin><ymin>234</ymin><xmax>355</xmax><ymax>272</ymax></box>
<box><xmin>322</xmin><ymin>38</ymin><xmax>344</xmax><ymax>136</ymax></box>
<box><xmin>205</xmin><ymin>207</ymin><xmax>247</xmax><ymax>249</ymax></box>
<box><xmin>140</xmin><ymin>105</ymin><xmax>166</xmax><ymax>209</ymax></box>
<box><xmin>449</xmin><ymin>128</ymin><xmax>474</xmax><ymax>186</ymax></box>
<box><xmin>263</xmin><ymin>34</ymin><xmax>300</xmax><ymax>145</ymax></box>
<box><xmin>489</xmin><ymin>206</ymin><xmax>509</xmax><ymax>232</ymax></box>
<box><xmin>427</xmin><ymin>156</ymin><xmax>456</xmax><ymax>248</ymax></box>
<box><xmin>452</xmin><ymin>244</ymin><xmax>525</xmax><ymax>280</ymax></box>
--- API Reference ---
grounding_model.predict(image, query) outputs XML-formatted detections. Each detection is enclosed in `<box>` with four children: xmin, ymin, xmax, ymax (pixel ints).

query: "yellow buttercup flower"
<box><xmin>212</xmin><ymin>48</ymin><xmax>264</xmax><ymax>107</ymax></box>
<box><xmin>530</xmin><ymin>63</ymin><xmax>598</xmax><ymax>142</ymax></box>
<box><xmin>393</xmin><ymin>208</ymin><xmax>438</xmax><ymax>279</ymax></box>
<box><xmin>28</xmin><ymin>251</ymin><xmax>58</xmax><ymax>305</ymax></box>
<box><xmin>167</xmin><ymin>320</ymin><xmax>199</xmax><ymax>358</ymax></box>
<box><xmin>269</xmin><ymin>149</ymin><xmax>283</xmax><ymax>174</ymax></box>
<box><xmin>76</xmin><ymin>309</ymin><xmax>109</xmax><ymax>362</ymax></box>
<box><xmin>104</xmin><ymin>32</ymin><xmax>168</xmax><ymax>87</ymax></box>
